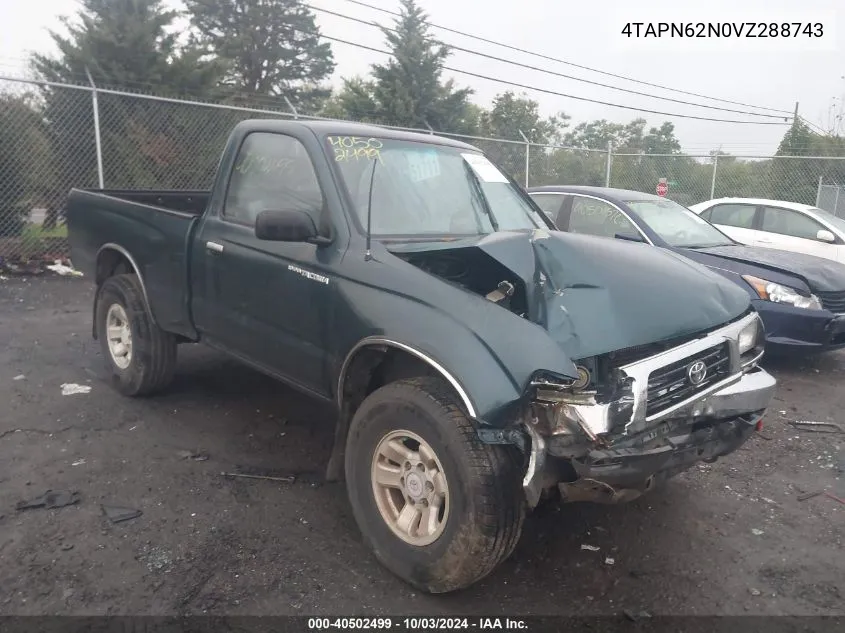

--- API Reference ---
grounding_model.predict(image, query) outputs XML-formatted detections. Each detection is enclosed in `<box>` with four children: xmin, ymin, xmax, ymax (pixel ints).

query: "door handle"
<box><xmin>206</xmin><ymin>241</ymin><xmax>224</xmax><ymax>253</ymax></box>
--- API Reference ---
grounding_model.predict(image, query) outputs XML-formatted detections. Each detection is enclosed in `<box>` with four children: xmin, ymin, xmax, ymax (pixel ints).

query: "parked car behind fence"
<box><xmin>688</xmin><ymin>197</ymin><xmax>845</xmax><ymax>265</ymax></box>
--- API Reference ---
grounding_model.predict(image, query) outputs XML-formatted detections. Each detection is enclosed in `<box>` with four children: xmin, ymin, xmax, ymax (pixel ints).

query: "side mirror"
<box><xmin>817</xmin><ymin>229</ymin><xmax>835</xmax><ymax>243</ymax></box>
<box><xmin>254</xmin><ymin>209</ymin><xmax>330</xmax><ymax>244</ymax></box>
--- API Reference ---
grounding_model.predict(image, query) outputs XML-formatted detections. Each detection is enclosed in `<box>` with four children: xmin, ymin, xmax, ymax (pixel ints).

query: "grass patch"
<box><xmin>22</xmin><ymin>223</ymin><xmax>68</xmax><ymax>239</ymax></box>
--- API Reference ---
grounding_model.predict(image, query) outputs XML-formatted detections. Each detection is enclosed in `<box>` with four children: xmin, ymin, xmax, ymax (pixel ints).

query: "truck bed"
<box><xmin>65</xmin><ymin>188</ymin><xmax>209</xmax><ymax>339</ymax></box>
<box><xmin>80</xmin><ymin>189</ymin><xmax>211</xmax><ymax>216</ymax></box>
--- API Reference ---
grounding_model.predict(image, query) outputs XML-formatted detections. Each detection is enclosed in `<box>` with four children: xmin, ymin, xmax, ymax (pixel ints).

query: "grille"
<box><xmin>646</xmin><ymin>342</ymin><xmax>732</xmax><ymax>417</ymax></box>
<box><xmin>817</xmin><ymin>290</ymin><xmax>845</xmax><ymax>314</ymax></box>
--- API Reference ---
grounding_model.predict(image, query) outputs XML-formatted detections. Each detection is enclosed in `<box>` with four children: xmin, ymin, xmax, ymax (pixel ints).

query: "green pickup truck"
<box><xmin>66</xmin><ymin>119</ymin><xmax>776</xmax><ymax>593</ymax></box>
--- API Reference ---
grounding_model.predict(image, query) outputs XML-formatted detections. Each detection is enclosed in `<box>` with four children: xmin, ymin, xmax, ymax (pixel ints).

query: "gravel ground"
<box><xmin>0</xmin><ymin>275</ymin><xmax>843</xmax><ymax>616</ymax></box>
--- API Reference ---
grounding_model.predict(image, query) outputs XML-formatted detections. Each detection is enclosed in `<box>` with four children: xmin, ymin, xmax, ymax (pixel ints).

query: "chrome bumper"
<box><xmin>522</xmin><ymin>316</ymin><xmax>776</xmax><ymax>507</ymax></box>
<box><xmin>692</xmin><ymin>366</ymin><xmax>776</xmax><ymax>418</ymax></box>
<box><xmin>564</xmin><ymin>312</ymin><xmax>766</xmax><ymax>438</ymax></box>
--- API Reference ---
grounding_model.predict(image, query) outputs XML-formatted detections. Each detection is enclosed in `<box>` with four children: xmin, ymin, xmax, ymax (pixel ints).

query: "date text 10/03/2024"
<box><xmin>307</xmin><ymin>618</ymin><xmax>529</xmax><ymax>630</ymax></box>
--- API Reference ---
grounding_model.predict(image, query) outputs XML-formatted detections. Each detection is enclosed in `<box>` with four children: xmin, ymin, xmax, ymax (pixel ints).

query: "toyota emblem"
<box><xmin>687</xmin><ymin>360</ymin><xmax>707</xmax><ymax>385</ymax></box>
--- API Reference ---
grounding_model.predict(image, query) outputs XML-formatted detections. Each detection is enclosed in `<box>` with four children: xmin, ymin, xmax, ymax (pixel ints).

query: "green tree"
<box><xmin>33</xmin><ymin>0</ymin><xmax>219</xmax><ymax>95</ymax></box>
<box><xmin>642</xmin><ymin>122</ymin><xmax>682</xmax><ymax>154</ymax></box>
<box><xmin>775</xmin><ymin>119</ymin><xmax>814</xmax><ymax>156</ymax></box>
<box><xmin>768</xmin><ymin>120</ymin><xmax>845</xmax><ymax>203</ymax></box>
<box><xmin>476</xmin><ymin>91</ymin><xmax>568</xmax><ymax>184</ymax></box>
<box><xmin>480</xmin><ymin>91</ymin><xmax>567</xmax><ymax>143</ymax></box>
<box><xmin>0</xmin><ymin>92</ymin><xmax>51</xmax><ymax>238</ymax></box>
<box><xmin>563</xmin><ymin>119</ymin><xmax>646</xmax><ymax>151</ymax></box>
<box><xmin>32</xmin><ymin>0</ymin><xmax>223</xmax><ymax>212</ymax></box>
<box><xmin>331</xmin><ymin>0</ymin><xmax>474</xmax><ymax>133</ymax></box>
<box><xmin>321</xmin><ymin>77</ymin><xmax>380</xmax><ymax>121</ymax></box>
<box><xmin>184</xmin><ymin>0</ymin><xmax>335</xmax><ymax>111</ymax></box>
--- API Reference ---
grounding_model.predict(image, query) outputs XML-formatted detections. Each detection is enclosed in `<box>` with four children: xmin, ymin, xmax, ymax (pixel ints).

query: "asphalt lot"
<box><xmin>1</xmin><ymin>275</ymin><xmax>843</xmax><ymax>616</ymax></box>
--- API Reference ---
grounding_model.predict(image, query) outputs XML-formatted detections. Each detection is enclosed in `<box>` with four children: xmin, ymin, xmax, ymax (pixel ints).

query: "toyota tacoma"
<box><xmin>65</xmin><ymin>120</ymin><xmax>777</xmax><ymax>593</ymax></box>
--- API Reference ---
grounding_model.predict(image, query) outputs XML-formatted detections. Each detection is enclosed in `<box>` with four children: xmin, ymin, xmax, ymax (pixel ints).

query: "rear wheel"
<box><xmin>95</xmin><ymin>274</ymin><xmax>177</xmax><ymax>396</ymax></box>
<box><xmin>344</xmin><ymin>377</ymin><xmax>525</xmax><ymax>593</ymax></box>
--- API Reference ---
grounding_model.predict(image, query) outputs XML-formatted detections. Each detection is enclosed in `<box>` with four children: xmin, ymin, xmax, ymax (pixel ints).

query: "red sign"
<box><xmin>656</xmin><ymin>182</ymin><xmax>668</xmax><ymax>197</ymax></box>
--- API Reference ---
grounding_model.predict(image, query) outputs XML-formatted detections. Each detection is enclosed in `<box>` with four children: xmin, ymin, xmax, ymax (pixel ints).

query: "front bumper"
<box><xmin>755</xmin><ymin>300</ymin><xmax>845</xmax><ymax>355</ymax></box>
<box><xmin>523</xmin><ymin>358</ymin><xmax>776</xmax><ymax>507</ymax></box>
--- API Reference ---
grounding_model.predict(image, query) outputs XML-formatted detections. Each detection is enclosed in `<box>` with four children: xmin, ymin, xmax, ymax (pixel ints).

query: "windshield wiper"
<box><xmin>683</xmin><ymin>243</ymin><xmax>731</xmax><ymax>249</ymax></box>
<box><xmin>462</xmin><ymin>160</ymin><xmax>499</xmax><ymax>231</ymax></box>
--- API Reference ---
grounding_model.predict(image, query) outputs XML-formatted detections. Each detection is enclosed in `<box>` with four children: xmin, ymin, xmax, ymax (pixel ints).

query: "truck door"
<box><xmin>192</xmin><ymin>131</ymin><xmax>338</xmax><ymax>396</ymax></box>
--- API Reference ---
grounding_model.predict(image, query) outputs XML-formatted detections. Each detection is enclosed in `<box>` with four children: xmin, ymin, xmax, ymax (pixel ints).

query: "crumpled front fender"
<box><xmin>332</xmin><ymin>261</ymin><xmax>579</xmax><ymax>429</ymax></box>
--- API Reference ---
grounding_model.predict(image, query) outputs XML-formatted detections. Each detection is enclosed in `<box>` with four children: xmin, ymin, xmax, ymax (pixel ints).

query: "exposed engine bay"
<box><xmin>392</xmin><ymin>248</ymin><xmax>529</xmax><ymax>317</ymax></box>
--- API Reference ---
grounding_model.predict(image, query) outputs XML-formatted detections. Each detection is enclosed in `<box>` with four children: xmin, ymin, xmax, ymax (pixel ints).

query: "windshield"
<box><xmin>625</xmin><ymin>198</ymin><xmax>735</xmax><ymax>248</ymax></box>
<box><xmin>810</xmin><ymin>207</ymin><xmax>845</xmax><ymax>234</ymax></box>
<box><xmin>326</xmin><ymin>135</ymin><xmax>547</xmax><ymax>236</ymax></box>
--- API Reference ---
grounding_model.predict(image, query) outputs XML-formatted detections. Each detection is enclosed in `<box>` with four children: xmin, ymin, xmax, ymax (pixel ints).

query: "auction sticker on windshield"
<box><xmin>461</xmin><ymin>153</ymin><xmax>509</xmax><ymax>183</ymax></box>
<box><xmin>405</xmin><ymin>150</ymin><xmax>441</xmax><ymax>182</ymax></box>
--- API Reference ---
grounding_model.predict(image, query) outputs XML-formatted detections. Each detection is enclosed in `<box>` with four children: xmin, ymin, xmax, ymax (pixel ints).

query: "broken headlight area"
<box><xmin>528</xmin><ymin>361</ymin><xmax>635</xmax><ymax>448</ymax></box>
<box><xmin>739</xmin><ymin>313</ymin><xmax>765</xmax><ymax>368</ymax></box>
<box><xmin>517</xmin><ymin>312</ymin><xmax>774</xmax><ymax>508</ymax></box>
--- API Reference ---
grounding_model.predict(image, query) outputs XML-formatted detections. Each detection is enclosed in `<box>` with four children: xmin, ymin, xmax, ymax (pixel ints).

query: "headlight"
<box><xmin>737</xmin><ymin>317</ymin><xmax>759</xmax><ymax>355</ymax></box>
<box><xmin>742</xmin><ymin>275</ymin><xmax>822</xmax><ymax>310</ymax></box>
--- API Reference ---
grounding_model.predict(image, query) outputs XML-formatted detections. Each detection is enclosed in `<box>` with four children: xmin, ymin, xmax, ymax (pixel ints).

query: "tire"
<box><xmin>344</xmin><ymin>376</ymin><xmax>525</xmax><ymax>593</ymax></box>
<box><xmin>95</xmin><ymin>273</ymin><xmax>177</xmax><ymax>396</ymax></box>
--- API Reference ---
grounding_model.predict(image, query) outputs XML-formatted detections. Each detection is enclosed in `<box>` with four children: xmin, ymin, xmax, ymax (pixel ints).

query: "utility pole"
<box><xmin>792</xmin><ymin>101</ymin><xmax>799</xmax><ymax>130</ymax></box>
<box><xmin>518</xmin><ymin>129</ymin><xmax>530</xmax><ymax>188</ymax></box>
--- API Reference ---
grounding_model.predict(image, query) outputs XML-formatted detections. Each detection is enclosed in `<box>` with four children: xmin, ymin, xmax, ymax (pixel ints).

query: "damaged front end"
<box><xmin>388</xmin><ymin>229</ymin><xmax>775</xmax><ymax>508</ymax></box>
<box><xmin>521</xmin><ymin>311</ymin><xmax>775</xmax><ymax>508</ymax></box>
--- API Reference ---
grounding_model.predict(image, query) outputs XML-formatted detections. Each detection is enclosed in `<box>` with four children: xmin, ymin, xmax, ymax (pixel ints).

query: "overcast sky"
<box><xmin>0</xmin><ymin>0</ymin><xmax>842</xmax><ymax>155</ymax></box>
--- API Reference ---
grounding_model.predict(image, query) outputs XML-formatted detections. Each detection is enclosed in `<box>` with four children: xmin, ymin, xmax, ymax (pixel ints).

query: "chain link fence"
<box><xmin>2</xmin><ymin>74</ymin><xmax>845</xmax><ymax>269</ymax></box>
<box><xmin>817</xmin><ymin>183</ymin><xmax>845</xmax><ymax>217</ymax></box>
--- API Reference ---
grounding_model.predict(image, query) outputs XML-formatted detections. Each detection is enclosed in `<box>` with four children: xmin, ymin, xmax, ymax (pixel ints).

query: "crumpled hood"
<box><xmin>389</xmin><ymin>230</ymin><xmax>751</xmax><ymax>360</ymax></box>
<box><xmin>686</xmin><ymin>245</ymin><xmax>845</xmax><ymax>293</ymax></box>
<box><xmin>528</xmin><ymin>232</ymin><xmax>750</xmax><ymax>359</ymax></box>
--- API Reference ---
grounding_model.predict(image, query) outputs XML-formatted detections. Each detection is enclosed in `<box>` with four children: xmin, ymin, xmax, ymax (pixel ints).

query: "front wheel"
<box><xmin>95</xmin><ymin>274</ymin><xmax>177</xmax><ymax>396</ymax></box>
<box><xmin>344</xmin><ymin>377</ymin><xmax>525</xmax><ymax>593</ymax></box>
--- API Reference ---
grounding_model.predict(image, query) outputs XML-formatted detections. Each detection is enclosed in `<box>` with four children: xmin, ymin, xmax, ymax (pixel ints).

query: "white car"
<box><xmin>688</xmin><ymin>197</ymin><xmax>845</xmax><ymax>264</ymax></box>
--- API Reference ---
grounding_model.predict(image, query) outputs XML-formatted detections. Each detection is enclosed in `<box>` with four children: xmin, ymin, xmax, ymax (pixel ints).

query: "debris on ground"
<box><xmin>604</xmin><ymin>557</ymin><xmax>615</xmax><ymax>565</ymax></box>
<box><xmin>622</xmin><ymin>609</ymin><xmax>651</xmax><ymax>622</ymax></box>
<box><xmin>751</xmin><ymin>528</ymin><xmax>764</xmax><ymax>536</ymax></box>
<box><xmin>797</xmin><ymin>489</ymin><xmax>845</xmax><ymax>504</ymax></box>
<box><xmin>2</xmin><ymin>260</ymin><xmax>45</xmax><ymax>275</ymax></box>
<box><xmin>61</xmin><ymin>383</ymin><xmax>91</xmax><ymax>396</ymax></box>
<box><xmin>177</xmin><ymin>449</ymin><xmax>209</xmax><ymax>461</ymax></box>
<box><xmin>15</xmin><ymin>490</ymin><xmax>81</xmax><ymax>511</ymax></box>
<box><xmin>102</xmin><ymin>505</ymin><xmax>142</xmax><ymax>523</ymax></box>
<box><xmin>138</xmin><ymin>545</ymin><xmax>171</xmax><ymax>572</ymax></box>
<box><xmin>580</xmin><ymin>544</ymin><xmax>601</xmax><ymax>552</ymax></box>
<box><xmin>220</xmin><ymin>472</ymin><xmax>296</xmax><ymax>483</ymax></box>
<box><xmin>749</xmin><ymin>588</ymin><xmax>762</xmax><ymax>596</ymax></box>
<box><xmin>788</xmin><ymin>420</ymin><xmax>843</xmax><ymax>434</ymax></box>
<box><xmin>13</xmin><ymin>375</ymin><xmax>25</xmax><ymax>381</ymax></box>
<box><xmin>71</xmin><ymin>459</ymin><xmax>86</xmax><ymax>467</ymax></box>
<box><xmin>46</xmin><ymin>261</ymin><xmax>84</xmax><ymax>277</ymax></box>
<box><xmin>825</xmin><ymin>491</ymin><xmax>845</xmax><ymax>505</ymax></box>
